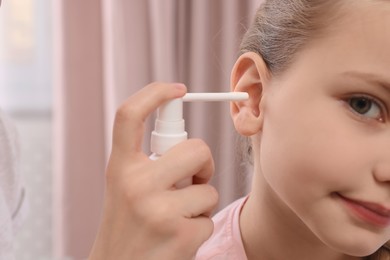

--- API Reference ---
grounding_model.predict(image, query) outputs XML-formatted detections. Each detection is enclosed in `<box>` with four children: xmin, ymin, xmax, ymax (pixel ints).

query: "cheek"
<box><xmin>258</xmin><ymin>101</ymin><xmax>367</xmax><ymax>202</ymax></box>
<box><xmin>259</xmin><ymin>113</ymin><xmax>390</xmax><ymax>255</ymax></box>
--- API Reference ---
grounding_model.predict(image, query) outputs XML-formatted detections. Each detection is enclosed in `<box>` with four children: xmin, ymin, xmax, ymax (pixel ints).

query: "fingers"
<box><xmin>155</xmin><ymin>185</ymin><xmax>217</xmax><ymax>256</ymax></box>
<box><xmin>155</xmin><ymin>139</ymin><xmax>215</xmax><ymax>188</ymax></box>
<box><xmin>100</xmin><ymin>82</ymin><xmax>219</xmax><ymax>260</ymax></box>
<box><xmin>182</xmin><ymin>216</ymin><xmax>215</xmax><ymax>256</ymax></box>
<box><xmin>172</xmin><ymin>184</ymin><xmax>219</xmax><ymax>218</ymax></box>
<box><xmin>174</xmin><ymin>185</ymin><xmax>218</xmax><ymax>256</ymax></box>
<box><xmin>152</xmin><ymin>216</ymin><xmax>214</xmax><ymax>259</ymax></box>
<box><xmin>111</xmin><ymin>82</ymin><xmax>187</xmax><ymax>158</ymax></box>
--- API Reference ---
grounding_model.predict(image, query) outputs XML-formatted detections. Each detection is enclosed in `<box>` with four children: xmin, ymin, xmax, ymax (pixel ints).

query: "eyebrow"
<box><xmin>341</xmin><ymin>71</ymin><xmax>390</xmax><ymax>95</ymax></box>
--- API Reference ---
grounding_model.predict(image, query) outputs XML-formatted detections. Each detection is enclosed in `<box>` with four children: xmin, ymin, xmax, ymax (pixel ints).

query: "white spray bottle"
<box><xmin>149</xmin><ymin>92</ymin><xmax>249</xmax><ymax>188</ymax></box>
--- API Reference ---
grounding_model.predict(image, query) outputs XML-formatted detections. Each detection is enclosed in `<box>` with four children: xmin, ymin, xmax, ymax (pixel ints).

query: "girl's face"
<box><xmin>259</xmin><ymin>2</ymin><xmax>390</xmax><ymax>256</ymax></box>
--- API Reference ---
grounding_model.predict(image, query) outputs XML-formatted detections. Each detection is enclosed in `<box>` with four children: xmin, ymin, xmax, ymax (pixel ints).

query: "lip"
<box><xmin>336</xmin><ymin>193</ymin><xmax>390</xmax><ymax>228</ymax></box>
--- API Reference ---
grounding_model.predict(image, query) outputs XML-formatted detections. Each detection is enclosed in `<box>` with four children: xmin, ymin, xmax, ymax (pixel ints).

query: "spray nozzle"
<box><xmin>150</xmin><ymin>92</ymin><xmax>249</xmax><ymax>156</ymax></box>
<box><xmin>150</xmin><ymin>92</ymin><xmax>249</xmax><ymax>188</ymax></box>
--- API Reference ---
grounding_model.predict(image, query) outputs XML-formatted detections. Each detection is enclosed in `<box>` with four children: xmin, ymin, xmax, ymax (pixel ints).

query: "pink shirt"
<box><xmin>195</xmin><ymin>196</ymin><xmax>249</xmax><ymax>260</ymax></box>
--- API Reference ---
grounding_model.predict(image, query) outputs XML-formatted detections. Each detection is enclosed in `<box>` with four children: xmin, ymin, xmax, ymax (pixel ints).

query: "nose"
<box><xmin>373</xmin><ymin>163</ymin><xmax>390</xmax><ymax>183</ymax></box>
<box><xmin>372</xmin><ymin>133</ymin><xmax>390</xmax><ymax>184</ymax></box>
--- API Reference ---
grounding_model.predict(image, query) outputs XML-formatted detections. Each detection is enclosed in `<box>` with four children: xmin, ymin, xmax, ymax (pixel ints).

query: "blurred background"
<box><xmin>0</xmin><ymin>0</ymin><xmax>53</xmax><ymax>259</ymax></box>
<box><xmin>0</xmin><ymin>0</ymin><xmax>261</xmax><ymax>259</ymax></box>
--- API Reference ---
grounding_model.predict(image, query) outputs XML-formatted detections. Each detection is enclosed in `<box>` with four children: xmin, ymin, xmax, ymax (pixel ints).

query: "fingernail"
<box><xmin>173</xmin><ymin>84</ymin><xmax>187</xmax><ymax>96</ymax></box>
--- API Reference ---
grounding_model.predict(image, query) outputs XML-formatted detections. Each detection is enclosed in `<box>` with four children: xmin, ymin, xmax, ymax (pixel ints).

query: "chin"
<box><xmin>322</xmin><ymin>233</ymin><xmax>385</xmax><ymax>257</ymax></box>
<box><xmin>308</xmin><ymin>218</ymin><xmax>386</xmax><ymax>257</ymax></box>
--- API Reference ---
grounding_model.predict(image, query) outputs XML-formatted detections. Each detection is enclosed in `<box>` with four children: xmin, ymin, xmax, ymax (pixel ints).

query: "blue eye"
<box><xmin>348</xmin><ymin>97</ymin><xmax>383</xmax><ymax>121</ymax></box>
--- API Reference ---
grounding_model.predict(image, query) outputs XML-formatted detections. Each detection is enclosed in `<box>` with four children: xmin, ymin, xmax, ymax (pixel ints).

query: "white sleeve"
<box><xmin>0</xmin><ymin>110</ymin><xmax>27</xmax><ymax>258</ymax></box>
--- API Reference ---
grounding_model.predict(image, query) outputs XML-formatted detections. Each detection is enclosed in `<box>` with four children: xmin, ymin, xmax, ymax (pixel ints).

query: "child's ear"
<box><xmin>230</xmin><ymin>52</ymin><xmax>271</xmax><ymax>136</ymax></box>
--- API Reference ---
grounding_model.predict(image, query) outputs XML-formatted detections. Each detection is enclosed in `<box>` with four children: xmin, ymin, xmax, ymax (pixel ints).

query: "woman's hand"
<box><xmin>89</xmin><ymin>83</ymin><xmax>218</xmax><ymax>260</ymax></box>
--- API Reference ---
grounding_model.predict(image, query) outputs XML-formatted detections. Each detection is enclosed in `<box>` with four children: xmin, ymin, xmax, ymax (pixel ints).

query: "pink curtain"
<box><xmin>53</xmin><ymin>0</ymin><xmax>262</xmax><ymax>258</ymax></box>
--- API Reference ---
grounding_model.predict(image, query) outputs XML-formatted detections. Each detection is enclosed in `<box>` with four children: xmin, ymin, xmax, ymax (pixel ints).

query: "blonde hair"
<box><xmin>239</xmin><ymin>0</ymin><xmax>390</xmax><ymax>259</ymax></box>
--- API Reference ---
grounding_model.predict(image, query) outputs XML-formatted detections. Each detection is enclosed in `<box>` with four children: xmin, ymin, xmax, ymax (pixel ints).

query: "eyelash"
<box><xmin>345</xmin><ymin>94</ymin><xmax>387</xmax><ymax>123</ymax></box>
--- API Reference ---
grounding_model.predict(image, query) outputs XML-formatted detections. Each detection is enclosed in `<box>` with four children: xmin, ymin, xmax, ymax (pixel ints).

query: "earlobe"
<box><xmin>230</xmin><ymin>52</ymin><xmax>270</xmax><ymax>136</ymax></box>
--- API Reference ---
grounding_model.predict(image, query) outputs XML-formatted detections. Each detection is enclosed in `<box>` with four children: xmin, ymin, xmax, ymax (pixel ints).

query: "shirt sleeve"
<box><xmin>0</xmin><ymin>110</ymin><xmax>27</xmax><ymax>258</ymax></box>
<box><xmin>195</xmin><ymin>196</ymin><xmax>249</xmax><ymax>260</ymax></box>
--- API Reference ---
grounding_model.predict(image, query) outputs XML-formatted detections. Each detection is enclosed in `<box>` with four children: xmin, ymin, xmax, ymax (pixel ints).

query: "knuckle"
<box><xmin>115</xmin><ymin>102</ymin><xmax>139</xmax><ymax>123</ymax></box>
<box><xmin>123</xmin><ymin>175</ymin><xmax>151</xmax><ymax>203</ymax></box>
<box><xmin>190</xmin><ymin>139</ymin><xmax>212</xmax><ymax>161</ymax></box>
<box><xmin>151</xmin><ymin>199</ymin><xmax>173</xmax><ymax>217</ymax></box>
<box><xmin>142</xmin><ymin>199</ymin><xmax>177</xmax><ymax>233</ymax></box>
<box><xmin>110</xmin><ymin>166</ymin><xmax>151</xmax><ymax>204</ymax></box>
<box><xmin>205</xmin><ymin>185</ymin><xmax>219</xmax><ymax>206</ymax></box>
